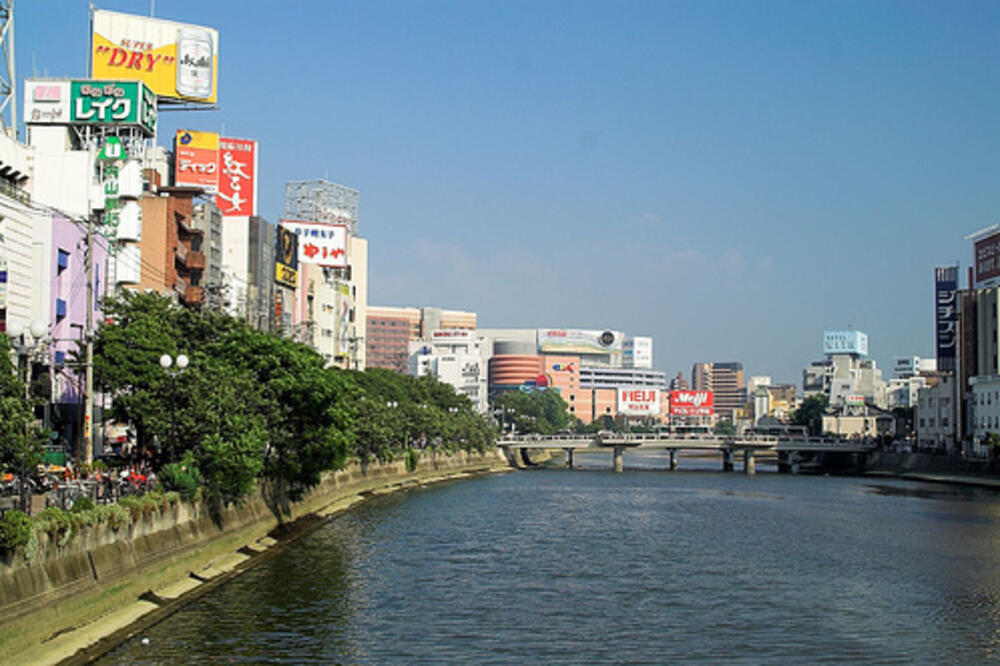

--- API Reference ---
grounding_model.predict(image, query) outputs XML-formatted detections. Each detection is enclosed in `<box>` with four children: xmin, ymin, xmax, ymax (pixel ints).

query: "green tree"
<box><xmin>493</xmin><ymin>389</ymin><xmax>570</xmax><ymax>435</ymax></box>
<box><xmin>792</xmin><ymin>394</ymin><xmax>829</xmax><ymax>435</ymax></box>
<box><xmin>0</xmin><ymin>336</ymin><xmax>44</xmax><ymax>474</ymax></box>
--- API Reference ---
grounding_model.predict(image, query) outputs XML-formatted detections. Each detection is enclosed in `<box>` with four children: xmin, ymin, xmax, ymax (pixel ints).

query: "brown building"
<box><xmin>133</xmin><ymin>186</ymin><xmax>206</xmax><ymax>307</ymax></box>
<box><xmin>366</xmin><ymin>305</ymin><xmax>476</xmax><ymax>372</ymax></box>
<box><xmin>692</xmin><ymin>361</ymin><xmax>746</xmax><ymax>421</ymax></box>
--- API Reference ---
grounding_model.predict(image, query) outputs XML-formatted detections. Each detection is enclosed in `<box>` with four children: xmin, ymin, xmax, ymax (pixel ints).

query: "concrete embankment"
<box><xmin>864</xmin><ymin>451</ymin><xmax>1000</xmax><ymax>489</ymax></box>
<box><xmin>0</xmin><ymin>450</ymin><xmax>509</xmax><ymax>665</ymax></box>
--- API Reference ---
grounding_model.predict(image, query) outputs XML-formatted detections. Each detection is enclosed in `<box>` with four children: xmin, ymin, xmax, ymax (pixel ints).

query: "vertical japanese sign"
<box><xmin>98</xmin><ymin>136</ymin><xmax>127</xmax><ymax>233</ymax></box>
<box><xmin>216</xmin><ymin>137</ymin><xmax>257</xmax><ymax>216</ymax></box>
<box><xmin>174</xmin><ymin>129</ymin><xmax>218</xmax><ymax>191</ymax></box>
<box><xmin>935</xmin><ymin>265</ymin><xmax>958</xmax><ymax>373</ymax></box>
<box><xmin>336</xmin><ymin>283</ymin><xmax>352</xmax><ymax>356</ymax></box>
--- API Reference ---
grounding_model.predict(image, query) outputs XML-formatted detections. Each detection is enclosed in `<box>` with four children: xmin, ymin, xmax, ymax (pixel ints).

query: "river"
<box><xmin>100</xmin><ymin>453</ymin><xmax>1000</xmax><ymax>664</ymax></box>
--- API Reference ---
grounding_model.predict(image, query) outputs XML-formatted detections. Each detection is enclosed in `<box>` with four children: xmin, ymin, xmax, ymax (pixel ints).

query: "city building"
<box><xmin>669</xmin><ymin>371</ymin><xmax>689</xmax><ymax>391</ymax></box>
<box><xmin>802</xmin><ymin>330</ymin><xmax>888</xmax><ymax>410</ymax></box>
<box><xmin>409</xmin><ymin>329</ymin><xmax>489</xmax><ymax>413</ymax></box>
<box><xmin>368</xmin><ymin>306</ymin><xmax>476</xmax><ymax>372</ymax></box>
<box><xmin>135</xmin><ymin>187</ymin><xmax>207</xmax><ymax>307</ymax></box>
<box><xmin>692</xmin><ymin>361</ymin><xmax>746</xmax><ymax>421</ymax></box>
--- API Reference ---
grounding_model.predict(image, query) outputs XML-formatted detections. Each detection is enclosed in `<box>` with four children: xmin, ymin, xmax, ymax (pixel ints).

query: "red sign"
<box><xmin>216</xmin><ymin>137</ymin><xmax>257</xmax><ymax>217</ymax></box>
<box><xmin>669</xmin><ymin>390</ymin><xmax>714</xmax><ymax>416</ymax></box>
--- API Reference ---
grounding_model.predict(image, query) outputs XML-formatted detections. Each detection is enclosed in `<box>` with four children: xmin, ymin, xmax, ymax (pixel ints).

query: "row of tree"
<box><xmin>2</xmin><ymin>292</ymin><xmax>497</xmax><ymax>505</ymax></box>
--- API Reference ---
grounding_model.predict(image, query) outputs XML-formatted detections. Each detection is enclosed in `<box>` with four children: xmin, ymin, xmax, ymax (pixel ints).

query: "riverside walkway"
<box><xmin>497</xmin><ymin>433</ymin><xmax>876</xmax><ymax>474</ymax></box>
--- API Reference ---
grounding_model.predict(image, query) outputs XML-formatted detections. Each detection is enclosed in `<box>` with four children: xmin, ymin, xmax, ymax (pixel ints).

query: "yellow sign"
<box><xmin>92</xmin><ymin>10</ymin><xmax>219</xmax><ymax>104</ymax></box>
<box><xmin>275</xmin><ymin>264</ymin><xmax>298</xmax><ymax>289</ymax></box>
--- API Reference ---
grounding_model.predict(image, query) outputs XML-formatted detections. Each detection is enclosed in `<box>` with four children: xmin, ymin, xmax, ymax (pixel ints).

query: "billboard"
<box><xmin>278</xmin><ymin>220</ymin><xmax>348</xmax><ymax>267</ymax></box>
<box><xmin>537</xmin><ymin>329</ymin><xmax>623</xmax><ymax>354</ymax></box>
<box><xmin>25</xmin><ymin>80</ymin><xmax>156</xmax><ymax>134</ymax></box>
<box><xmin>91</xmin><ymin>10</ymin><xmax>219</xmax><ymax>104</ymax></box>
<box><xmin>669</xmin><ymin>390</ymin><xmax>714</xmax><ymax>416</ymax></box>
<box><xmin>216</xmin><ymin>137</ymin><xmax>257</xmax><ymax>217</ymax></box>
<box><xmin>618</xmin><ymin>388</ymin><xmax>661</xmax><ymax>416</ymax></box>
<box><xmin>935</xmin><ymin>265</ymin><xmax>958</xmax><ymax>373</ymax></box>
<box><xmin>823</xmin><ymin>330</ymin><xmax>868</xmax><ymax>356</ymax></box>
<box><xmin>623</xmin><ymin>336</ymin><xmax>653</xmax><ymax>369</ymax></box>
<box><xmin>174</xmin><ymin>129</ymin><xmax>218</xmax><ymax>191</ymax></box>
<box><xmin>275</xmin><ymin>226</ymin><xmax>298</xmax><ymax>288</ymax></box>
<box><xmin>975</xmin><ymin>232</ymin><xmax>1000</xmax><ymax>288</ymax></box>
<box><xmin>336</xmin><ymin>283</ymin><xmax>352</xmax><ymax>356</ymax></box>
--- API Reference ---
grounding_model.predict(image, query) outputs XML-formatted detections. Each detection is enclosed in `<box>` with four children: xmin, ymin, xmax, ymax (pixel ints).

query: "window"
<box><xmin>57</xmin><ymin>249</ymin><xmax>70</xmax><ymax>273</ymax></box>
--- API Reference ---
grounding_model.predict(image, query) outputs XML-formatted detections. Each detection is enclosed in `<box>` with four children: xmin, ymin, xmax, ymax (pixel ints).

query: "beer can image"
<box><xmin>176</xmin><ymin>27</ymin><xmax>214</xmax><ymax>99</ymax></box>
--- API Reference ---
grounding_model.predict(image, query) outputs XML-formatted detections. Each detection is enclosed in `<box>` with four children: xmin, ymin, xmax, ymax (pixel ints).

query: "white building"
<box><xmin>409</xmin><ymin>329</ymin><xmax>488</xmax><ymax>413</ymax></box>
<box><xmin>623</xmin><ymin>336</ymin><xmax>653</xmax><ymax>369</ymax></box>
<box><xmin>915</xmin><ymin>375</ymin><xmax>958</xmax><ymax>451</ymax></box>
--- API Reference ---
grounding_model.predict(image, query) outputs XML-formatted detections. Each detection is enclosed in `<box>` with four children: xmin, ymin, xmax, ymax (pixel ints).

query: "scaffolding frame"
<box><xmin>284</xmin><ymin>179</ymin><xmax>359</xmax><ymax>236</ymax></box>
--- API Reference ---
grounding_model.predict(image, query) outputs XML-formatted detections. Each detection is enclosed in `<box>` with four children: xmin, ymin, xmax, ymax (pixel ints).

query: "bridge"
<box><xmin>497</xmin><ymin>433</ymin><xmax>876</xmax><ymax>474</ymax></box>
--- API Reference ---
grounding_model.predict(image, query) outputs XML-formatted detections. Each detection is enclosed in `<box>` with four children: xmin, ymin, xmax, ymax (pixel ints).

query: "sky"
<box><xmin>15</xmin><ymin>0</ymin><xmax>994</xmax><ymax>384</ymax></box>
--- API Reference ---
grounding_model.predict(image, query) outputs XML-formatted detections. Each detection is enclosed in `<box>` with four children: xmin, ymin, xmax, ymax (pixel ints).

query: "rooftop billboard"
<box><xmin>24</xmin><ymin>79</ymin><xmax>156</xmax><ymax>134</ymax></box>
<box><xmin>669</xmin><ymin>390</ymin><xmax>714</xmax><ymax>416</ymax></box>
<box><xmin>618</xmin><ymin>388</ymin><xmax>661</xmax><ymax>417</ymax></box>
<box><xmin>537</xmin><ymin>329</ymin><xmax>623</xmax><ymax>355</ymax></box>
<box><xmin>279</xmin><ymin>220</ymin><xmax>348</xmax><ymax>268</ymax></box>
<box><xmin>975</xmin><ymin>231</ymin><xmax>1000</xmax><ymax>288</ymax></box>
<box><xmin>823</xmin><ymin>330</ymin><xmax>868</xmax><ymax>356</ymax></box>
<box><xmin>91</xmin><ymin>9</ymin><xmax>219</xmax><ymax>104</ymax></box>
<box><xmin>216</xmin><ymin>137</ymin><xmax>258</xmax><ymax>217</ymax></box>
<box><xmin>174</xmin><ymin>129</ymin><xmax>218</xmax><ymax>191</ymax></box>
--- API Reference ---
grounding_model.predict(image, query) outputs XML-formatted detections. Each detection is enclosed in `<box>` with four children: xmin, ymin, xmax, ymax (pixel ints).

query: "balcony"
<box><xmin>174</xmin><ymin>276</ymin><xmax>188</xmax><ymax>298</ymax></box>
<box><xmin>175</xmin><ymin>242</ymin><xmax>188</xmax><ymax>263</ymax></box>
<box><xmin>183</xmin><ymin>285</ymin><xmax>204</xmax><ymax>305</ymax></box>
<box><xmin>186</xmin><ymin>250</ymin><xmax>206</xmax><ymax>270</ymax></box>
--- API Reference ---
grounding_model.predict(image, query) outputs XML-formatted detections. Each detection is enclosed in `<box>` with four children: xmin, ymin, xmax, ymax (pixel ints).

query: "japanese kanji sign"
<box><xmin>279</xmin><ymin>219</ymin><xmax>348</xmax><ymax>268</ymax></box>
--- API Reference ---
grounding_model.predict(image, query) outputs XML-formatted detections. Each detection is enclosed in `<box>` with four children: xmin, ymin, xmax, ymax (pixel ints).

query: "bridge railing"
<box><xmin>498</xmin><ymin>432</ymin><xmax>876</xmax><ymax>449</ymax></box>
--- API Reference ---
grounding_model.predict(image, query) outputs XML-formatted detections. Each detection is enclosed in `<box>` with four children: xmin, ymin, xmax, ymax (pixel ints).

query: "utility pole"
<box><xmin>83</xmin><ymin>210</ymin><xmax>95</xmax><ymax>465</ymax></box>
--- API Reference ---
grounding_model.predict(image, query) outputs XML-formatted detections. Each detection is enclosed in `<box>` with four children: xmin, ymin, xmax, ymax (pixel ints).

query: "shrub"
<box><xmin>0</xmin><ymin>510</ymin><xmax>32</xmax><ymax>555</ymax></box>
<box><xmin>406</xmin><ymin>448</ymin><xmax>420</xmax><ymax>473</ymax></box>
<box><xmin>158</xmin><ymin>457</ymin><xmax>203</xmax><ymax>501</ymax></box>
<box><xmin>71</xmin><ymin>496</ymin><xmax>96</xmax><ymax>512</ymax></box>
<box><xmin>96</xmin><ymin>504</ymin><xmax>129</xmax><ymax>531</ymax></box>
<box><xmin>36</xmin><ymin>506</ymin><xmax>73</xmax><ymax>547</ymax></box>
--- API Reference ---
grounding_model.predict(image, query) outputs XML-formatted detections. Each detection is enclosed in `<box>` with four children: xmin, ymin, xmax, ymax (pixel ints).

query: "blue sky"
<box><xmin>17</xmin><ymin>1</ymin><xmax>992</xmax><ymax>384</ymax></box>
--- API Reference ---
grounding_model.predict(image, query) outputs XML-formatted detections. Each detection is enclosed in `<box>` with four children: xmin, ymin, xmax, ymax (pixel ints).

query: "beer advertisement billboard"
<box><xmin>91</xmin><ymin>9</ymin><xmax>219</xmax><ymax>104</ymax></box>
<box><xmin>669</xmin><ymin>390</ymin><xmax>714</xmax><ymax>416</ymax></box>
<box><xmin>216</xmin><ymin>137</ymin><xmax>257</xmax><ymax>217</ymax></box>
<box><xmin>174</xmin><ymin>129</ymin><xmax>218</xmax><ymax>191</ymax></box>
<box><xmin>279</xmin><ymin>220</ymin><xmax>348</xmax><ymax>268</ymax></box>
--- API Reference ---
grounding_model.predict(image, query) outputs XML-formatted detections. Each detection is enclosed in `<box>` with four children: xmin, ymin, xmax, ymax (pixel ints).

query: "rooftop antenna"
<box><xmin>0</xmin><ymin>0</ymin><xmax>16</xmax><ymax>138</ymax></box>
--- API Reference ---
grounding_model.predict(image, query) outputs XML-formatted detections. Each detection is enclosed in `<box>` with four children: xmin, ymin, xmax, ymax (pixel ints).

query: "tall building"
<box><xmin>802</xmin><ymin>330</ymin><xmax>887</xmax><ymax>410</ymax></box>
<box><xmin>669</xmin><ymin>371</ymin><xmax>689</xmax><ymax>391</ymax></box>
<box><xmin>409</xmin><ymin>329</ymin><xmax>489</xmax><ymax>413</ymax></box>
<box><xmin>692</xmin><ymin>361</ymin><xmax>746</xmax><ymax>420</ymax></box>
<box><xmin>135</xmin><ymin>187</ymin><xmax>207</xmax><ymax>307</ymax></box>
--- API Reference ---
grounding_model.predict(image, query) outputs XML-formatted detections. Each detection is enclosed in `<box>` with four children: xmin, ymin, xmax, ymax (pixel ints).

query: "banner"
<box><xmin>669</xmin><ymin>390</ymin><xmax>714</xmax><ymax>416</ymax></box>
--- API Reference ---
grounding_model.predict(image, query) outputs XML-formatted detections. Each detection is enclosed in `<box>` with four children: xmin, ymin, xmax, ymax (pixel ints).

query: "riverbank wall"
<box><xmin>864</xmin><ymin>451</ymin><xmax>1000</xmax><ymax>487</ymax></box>
<box><xmin>0</xmin><ymin>449</ymin><xmax>508</xmax><ymax>665</ymax></box>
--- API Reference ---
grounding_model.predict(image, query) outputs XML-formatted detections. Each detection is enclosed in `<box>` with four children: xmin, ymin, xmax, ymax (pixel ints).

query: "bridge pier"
<box><xmin>777</xmin><ymin>451</ymin><xmax>799</xmax><ymax>474</ymax></box>
<box><xmin>669</xmin><ymin>449</ymin><xmax>678</xmax><ymax>471</ymax></box>
<box><xmin>722</xmin><ymin>450</ymin><xmax>734</xmax><ymax>472</ymax></box>
<box><xmin>564</xmin><ymin>448</ymin><xmax>574</xmax><ymax>469</ymax></box>
<box><xmin>613</xmin><ymin>446</ymin><xmax>624</xmax><ymax>473</ymax></box>
<box><xmin>744</xmin><ymin>449</ymin><xmax>756</xmax><ymax>476</ymax></box>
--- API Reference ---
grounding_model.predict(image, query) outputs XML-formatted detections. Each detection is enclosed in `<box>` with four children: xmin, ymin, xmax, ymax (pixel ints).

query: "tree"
<box><xmin>0</xmin><ymin>336</ymin><xmax>44</xmax><ymax>474</ymax></box>
<box><xmin>493</xmin><ymin>389</ymin><xmax>570</xmax><ymax>435</ymax></box>
<box><xmin>792</xmin><ymin>394</ymin><xmax>829</xmax><ymax>435</ymax></box>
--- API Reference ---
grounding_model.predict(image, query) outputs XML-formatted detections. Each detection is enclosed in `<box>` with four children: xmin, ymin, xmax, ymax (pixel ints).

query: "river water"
<box><xmin>101</xmin><ymin>453</ymin><xmax>1000</xmax><ymax>664</ymax></box>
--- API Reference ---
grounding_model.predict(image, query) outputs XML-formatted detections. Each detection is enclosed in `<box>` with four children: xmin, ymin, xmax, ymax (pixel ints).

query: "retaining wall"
<box><xmin>0</xmin><ymin>449</ymin><xmax>508</xmax><ymax>664</ymax></box>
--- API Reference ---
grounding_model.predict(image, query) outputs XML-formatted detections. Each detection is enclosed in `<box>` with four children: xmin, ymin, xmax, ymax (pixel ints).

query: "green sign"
<box><xmin>70</xmin><ymin>81</ymin><xmax>156</xmax><ymax>135</ymax></box>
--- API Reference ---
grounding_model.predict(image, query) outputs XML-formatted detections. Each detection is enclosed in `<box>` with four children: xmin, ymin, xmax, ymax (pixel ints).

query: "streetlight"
<box><xmin>159</xmin><ymin>353</ymin><xmax>189</xmax><ymax>464</ymax></box>
<box><xmin>6</xmin><ymin>319</ymin><xmax>49</xmax><ymax>514</ymax></box>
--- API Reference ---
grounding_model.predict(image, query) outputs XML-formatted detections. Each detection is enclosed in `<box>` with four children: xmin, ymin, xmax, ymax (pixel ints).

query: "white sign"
<box><xmin>24</xmin><ymin>80</ymin><xmax>71</xmax><ymax>124</ymax></box>
<box><xmin>538</xmin><ymin>328</ymin><xmax>624</xmax><ymax>354</ymax></box>
<box><xmin>823</xmin><ymin>330</ymin><xmax>868</xmax><ymax>356</ymax></box>
<box><xmin>617</xmin><ymin>388</ymin><xmax>661</xmax><ymax>416</ymax></box>
<box><xmin>624</xmin><ymin>336</ymin><xmax>653</xmax><ymax>369</ymax></box>
<box><xmin>279</xmin><ymin>219</ymin><xmax>348</xmax><ymax>268</ymax></box>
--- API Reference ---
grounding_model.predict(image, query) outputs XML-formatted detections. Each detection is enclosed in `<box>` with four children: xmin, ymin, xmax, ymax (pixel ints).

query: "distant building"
<box><xmin>803</xmin><ymin>330</ymin><xmax>887</xmax><ymax>410</ymax></box>
<box><xmin>669</xmin><ymin>371</ymin><xmax>689</xmax><ymax>391</ymax></box>
<box><xmin>409</xmin><ymin>329</ymin><xmax>489</xmax><ymax>413</ymax></box>
<box><xmin>367</xmin><ymin>306</ymin><xmax>476</xmax><ymax>372</ymax></box>
<box><xmin>692</xmin><ymin>362</ymin><xmax>746</xmax><ymax>421</ymax></box>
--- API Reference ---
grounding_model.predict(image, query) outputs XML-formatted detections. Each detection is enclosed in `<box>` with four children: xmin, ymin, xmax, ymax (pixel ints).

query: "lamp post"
<box><xmin>159</xmin><ymin>353</ymin><xmax>189</xmax><ymax>464</ymax></box>
<box><xmin>6</xmin><ymin>319</ymin><xmax>49</xmax><ymax>514</ymax></box>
